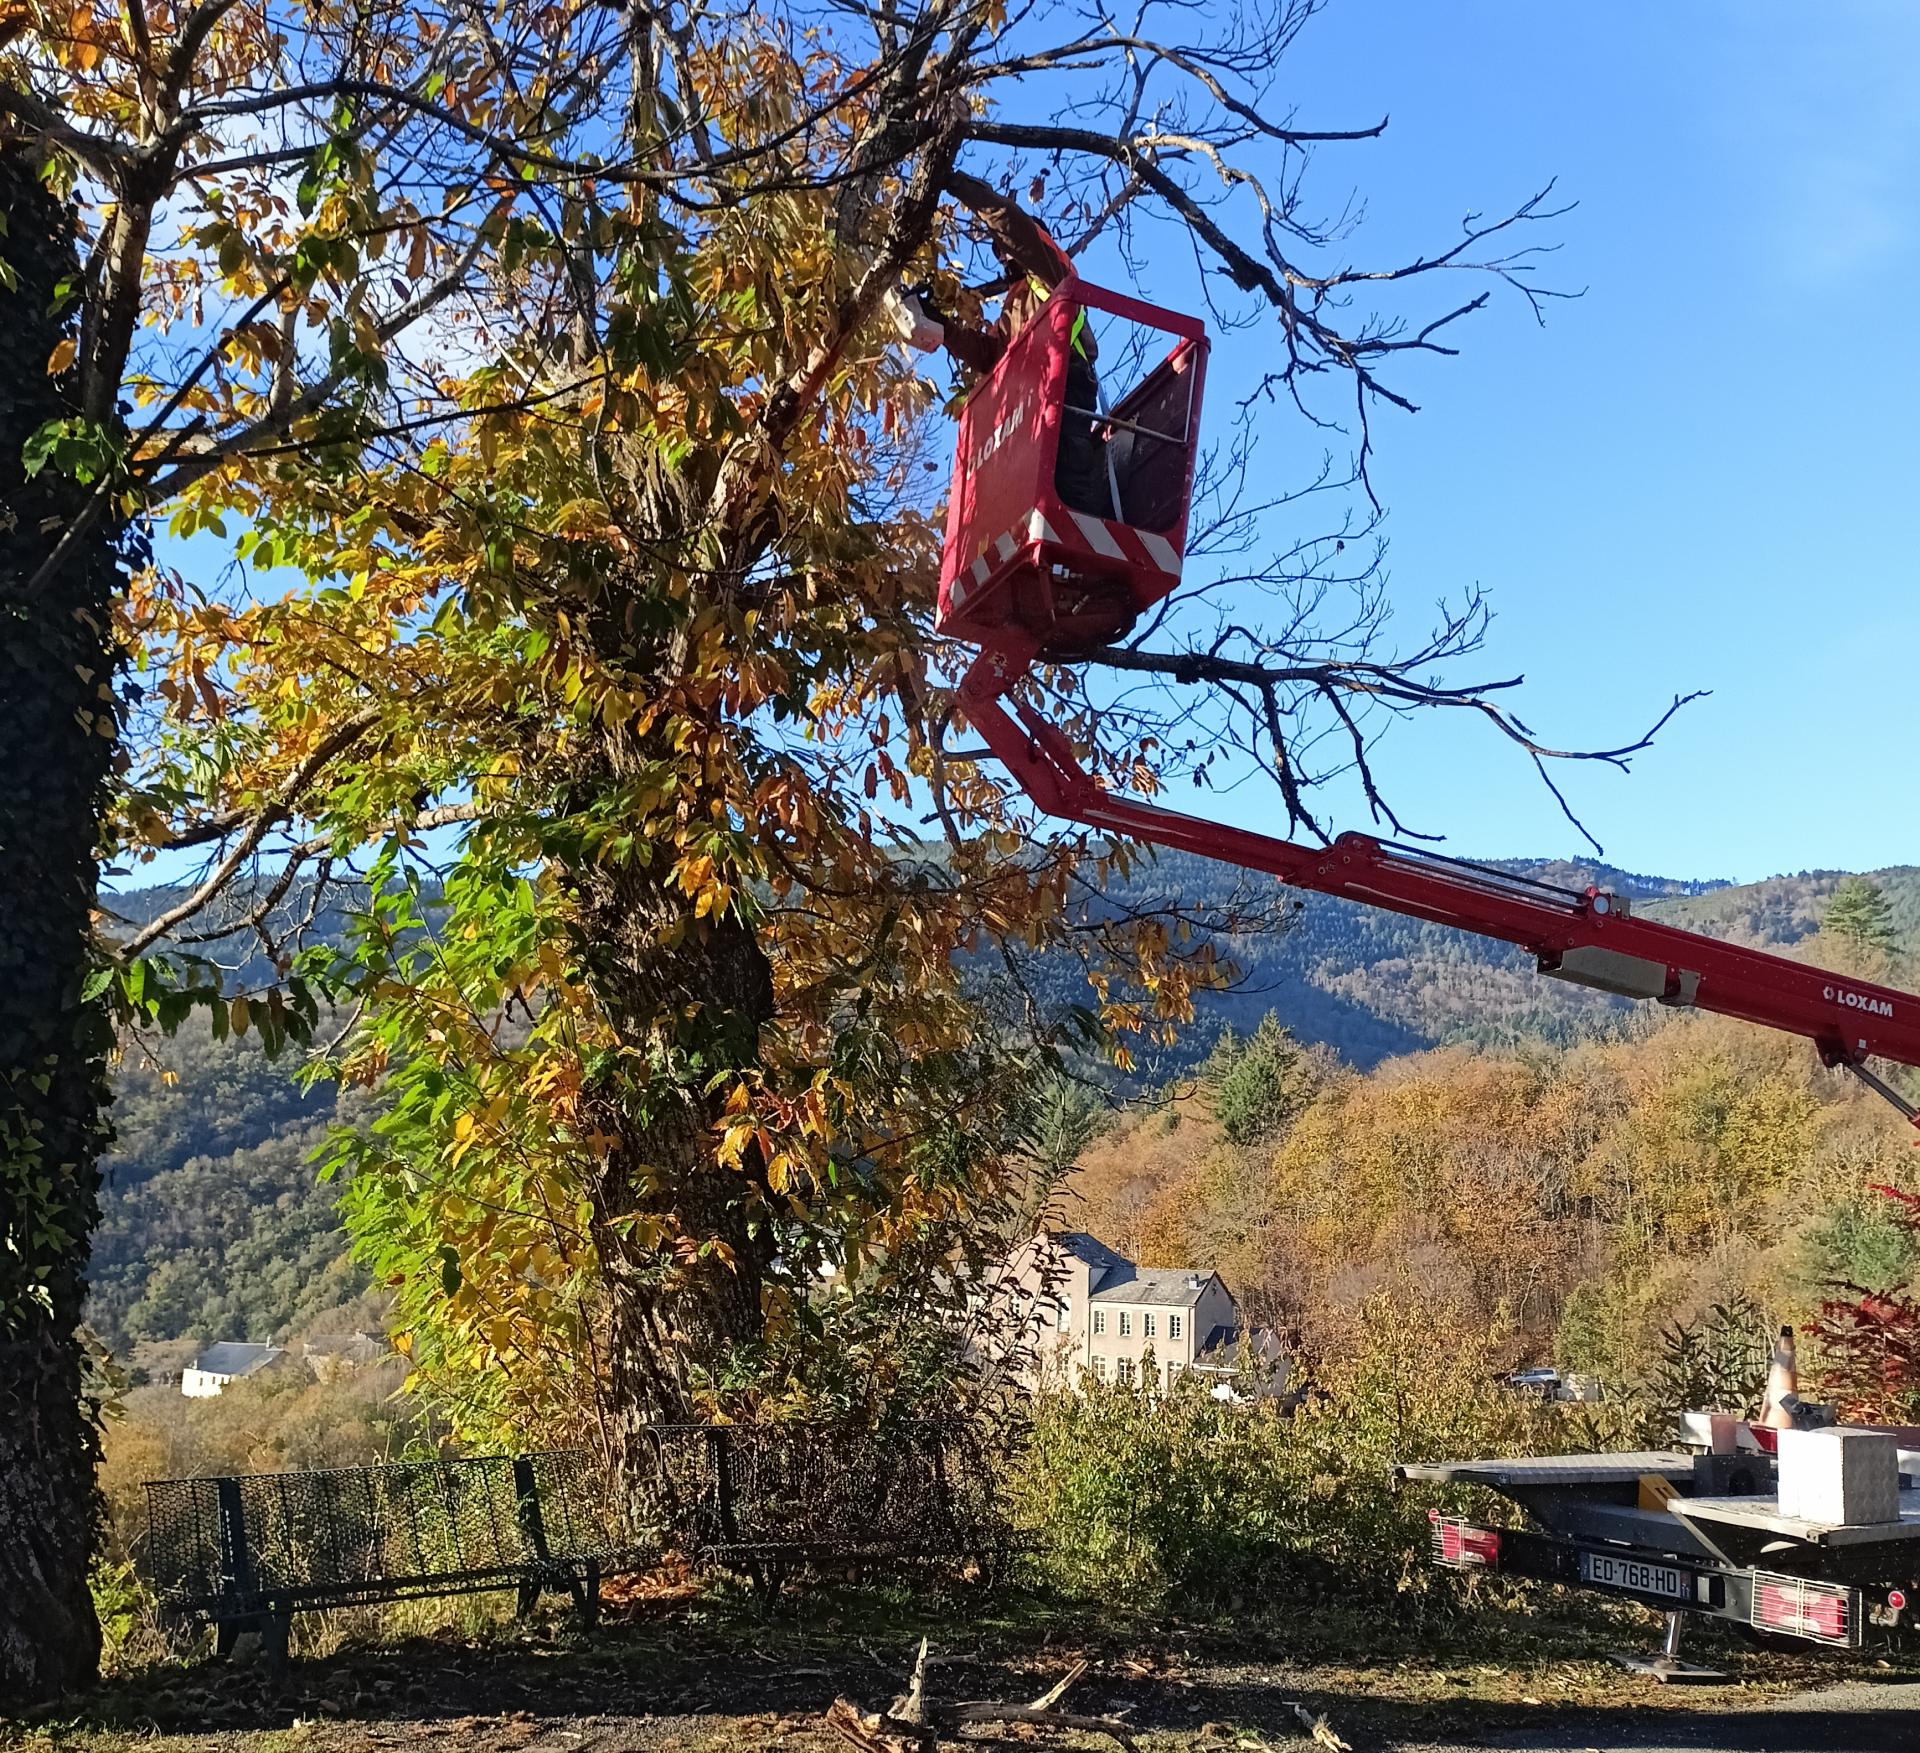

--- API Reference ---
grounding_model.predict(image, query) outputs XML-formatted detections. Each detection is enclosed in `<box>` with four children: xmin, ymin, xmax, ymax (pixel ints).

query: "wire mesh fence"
<box><xmin>144</xmin><ymin>1451</ymin><xmax>636</xmax><ymax>1620</ymax></box>
<box><xmin>142</xmin><ymin>1423</ymin><xmax>1009</xmax><ymax>1630</ymax></box>
<box><xmin>633</xmin><ymin>1422</ymin><xmax>1008</xmax><ymax>1565</ymax></box>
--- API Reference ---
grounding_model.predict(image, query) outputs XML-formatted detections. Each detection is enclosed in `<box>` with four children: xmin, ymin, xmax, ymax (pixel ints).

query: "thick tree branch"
<box><xmin>124</xmin><ymin>708</ymin><xmax>384</xmax><ymax>956</ymax></box>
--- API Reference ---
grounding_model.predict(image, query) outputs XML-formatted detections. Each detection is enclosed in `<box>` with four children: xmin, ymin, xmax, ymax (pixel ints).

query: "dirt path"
<box><xmin>7</xmin><ymin>1595</ymin><xmax>1917</xmax><ymax>1753</ymax></box>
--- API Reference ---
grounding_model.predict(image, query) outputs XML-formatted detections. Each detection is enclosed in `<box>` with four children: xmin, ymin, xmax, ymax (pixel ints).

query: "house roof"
<box><xmin>1023</xmin><ymin>1232</ymin><xmax>1130</xmax><ymax>1293</ymax></box>
<box><xmin>1054</xmin><ymin>1232</ymin><xmax>1129</xmax><ymax>1272</ymax></box>
<box><xmin>303</xmin><ymin>1333</ymin><xmax>387</xmax><ymax>1363</ymax></box>
<box><xmin>1194</xmin><ymin>1324</ymin><xmax>1240</xmax><ymax>1360</ymax></box>
<box><xmin>189</xmin><ymin>1342</ymin><xmax>283</xmax><ymax>1377</ymax></box>
<box><xmin>1087</xmin><ymin>1266</ymin><xmax>1217</xmax><ymax>1308</ymax></box>
<box><xmin>1195</xmin><ymin>1324</ymin><xmax>1287</xmax><ymax>1366</ymax></box>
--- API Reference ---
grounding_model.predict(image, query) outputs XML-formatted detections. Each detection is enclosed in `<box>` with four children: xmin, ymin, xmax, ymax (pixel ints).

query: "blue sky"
<box><xmin>139</xmin><ymin>3</ymin><xmax>1919</xmax><ymax>892</ymax></box>
<box><xmin>1099</xmin><ymin>0</ymin><xmax>1920</xmax><ymax>882</ymax></box>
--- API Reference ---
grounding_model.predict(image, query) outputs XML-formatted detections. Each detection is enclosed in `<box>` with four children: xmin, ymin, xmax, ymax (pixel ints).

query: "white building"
<box><xmin>181</xmin><ymin>1341</ymin><xmax>284</xmax><ymax>1398</ymax></box>
<box><xmin>988</xmin><ymin>1231</ymin><xmax>1288</xmax><ymax>1396</ymax></box>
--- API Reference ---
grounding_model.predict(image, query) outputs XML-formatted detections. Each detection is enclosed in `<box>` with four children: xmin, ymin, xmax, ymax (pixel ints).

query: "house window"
<box><xmin>1092</xmin><ymin>1310</ymin><xmax>1106</xmax><ymax>1336</ymax></box>
<box><xmin>1056</xmin><ymin>1300</ymin><xmax>1071</xmax><ymax>1332</ymax></box>
<box><xmin>1166</xmin><ymin>1361</ymin><xmax>1179</xmax><ymax>1390</ymax></box>
<box><xmin>1116</xmin><ymin>1358</ymin><xmax>1135</xmax><ymax>1385</ymax></box>
<box><xmin>1092</xmin><ymin>1356</ymin><xmax>1107</xmax><ymax>1381</ymax></box>
<box><xmin>1119</xmin><ymin>1312</ymin><xmax>1131</xmax><ymax>1338</ymax></box>
<box><xmin>1168</xmin><ymin>1314</ymin><xmax>1182</xmax><ymax>1341</ymax></box>
<box><xmin>1143</xmin><ymin>1313</ymin><xmax>1156</xmax><ymax>1339</ymax></box>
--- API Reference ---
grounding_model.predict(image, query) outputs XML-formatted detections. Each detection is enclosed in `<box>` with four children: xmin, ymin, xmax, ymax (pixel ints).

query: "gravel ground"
<box><xmin>1386</xmin><ymin>1675</ymin><xmax>1920</xmax><ymax>1752</ymax></box>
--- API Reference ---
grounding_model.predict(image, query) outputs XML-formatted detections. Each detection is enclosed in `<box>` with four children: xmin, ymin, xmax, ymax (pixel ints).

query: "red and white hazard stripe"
<box><xmin>947</xmin><ymin>507</ymin><xmax>1181</xmax><ymax>613</ymax></box>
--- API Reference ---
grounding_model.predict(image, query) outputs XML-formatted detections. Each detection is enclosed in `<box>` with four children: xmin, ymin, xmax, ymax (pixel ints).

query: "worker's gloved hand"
<box><xmin>885</xmin><ymin>285</ymin><xmax>944</xmax><ymax>354</ymax></box>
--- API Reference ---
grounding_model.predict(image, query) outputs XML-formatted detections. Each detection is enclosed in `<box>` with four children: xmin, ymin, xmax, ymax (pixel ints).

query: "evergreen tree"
<box><xmin>1825</xmin><ymin>877</ymin><xmax>1896</xmax><ymax>956</ymax></box>
<box><xmin>1023</xmin><ymin>1078</ymin><xmax>1107</xmax><ymax>1216</ymax></box>
<box><xmin>1208</xmin><ymin>1014</ymin><xmax>1313</xmax><ymax>1147</ymax></box>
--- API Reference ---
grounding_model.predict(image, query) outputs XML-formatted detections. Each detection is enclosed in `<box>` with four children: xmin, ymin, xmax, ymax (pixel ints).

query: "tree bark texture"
<box><xmin>565</xmin><ymin>722</ymin><xmax>779</xmax><ymax>1477</ymax></box>
<box><xmin>0</xmin><ymin>144</ymin><xmax>121</xmax><ymax>1703</ymax></box>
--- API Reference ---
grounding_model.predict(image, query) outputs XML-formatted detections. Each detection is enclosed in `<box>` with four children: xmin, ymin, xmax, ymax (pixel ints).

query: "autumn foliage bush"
<box><xmin>1004</xmin><ymin>1290</ymin><xmax>1603</xmax><ymax>1612</ymax></box>
<box><xmin>1812</xmin><ymin>1185</ymin><xmax>1920</xmax><ymax>1424</ymax></box>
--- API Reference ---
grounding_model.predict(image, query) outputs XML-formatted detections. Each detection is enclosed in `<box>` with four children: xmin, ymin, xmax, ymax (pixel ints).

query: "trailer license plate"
<box><xmin>1579</xmin><ymin>1550</ymin><xmax>1691</xmax><ymax>1600</ymax></box>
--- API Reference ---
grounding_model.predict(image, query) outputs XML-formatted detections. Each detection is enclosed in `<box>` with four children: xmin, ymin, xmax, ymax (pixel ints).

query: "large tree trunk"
<box><xmin>564</xmin><ymin>724</ymin><xmax>779</xmax><ymax>1478</ymax></box>
<box><xmin>0</xmin><ymin>146</ymin><xmax>120</xmax><ymax>1703</ymax></box>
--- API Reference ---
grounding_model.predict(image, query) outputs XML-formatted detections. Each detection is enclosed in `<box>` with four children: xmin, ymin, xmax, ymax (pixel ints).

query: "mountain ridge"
<box><xmin>92</xmin><ymin>855</ymin><xmax>1919</xmax><ymax>1351</ymax></box>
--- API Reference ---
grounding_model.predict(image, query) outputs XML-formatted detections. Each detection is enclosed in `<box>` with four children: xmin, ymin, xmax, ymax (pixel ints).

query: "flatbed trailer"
<box><xmin>1398</xmin><ymin>1446</ymin><xmax>1920</xmax><ymax>1664</ymax></box>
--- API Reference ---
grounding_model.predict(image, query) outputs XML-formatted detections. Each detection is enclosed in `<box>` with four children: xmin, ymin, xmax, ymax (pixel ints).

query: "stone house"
<box><xmin>989</xmin><ymin>1230</ymin><xmax>1285</xmax><ymax>1396</ymax></box>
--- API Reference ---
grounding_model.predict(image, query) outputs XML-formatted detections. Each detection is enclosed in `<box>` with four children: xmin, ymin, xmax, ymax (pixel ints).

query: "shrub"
<box><xmin>1004</xmin><ymin>1291</ymin><xmax>1597</xmax><ymax>1613</ymax></box>
<box><xmin>90</xmin><ymin>1557</ymin><xmax>170</xmax><ymax>1676</ymax></box>
<box><xmin>1641</xmin><ymin>1295</ymin><xmax>1772</xmax><ymax>1429</ymax></box>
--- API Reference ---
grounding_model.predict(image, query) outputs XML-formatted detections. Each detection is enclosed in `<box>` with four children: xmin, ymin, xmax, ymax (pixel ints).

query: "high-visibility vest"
<box><xmin>1028</xmin><ymin>274</ymin><xmax>1091</xmax><ymax>360</ymax></box>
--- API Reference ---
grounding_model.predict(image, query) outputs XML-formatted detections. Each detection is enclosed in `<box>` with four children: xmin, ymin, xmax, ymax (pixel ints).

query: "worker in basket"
<box><xmin>892</xmin><ymin>172</ymin><xmax>1116</xmax><ymax>523</ymax></box>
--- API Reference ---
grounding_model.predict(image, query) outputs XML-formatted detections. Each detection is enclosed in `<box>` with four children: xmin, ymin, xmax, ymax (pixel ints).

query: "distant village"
<box><xmin>169</xmin><ymin>1229</ymin><xmax>1290</xmax><ymax>1405</ymax></box>
<box><xmin>168</xmin><ymin>1329</ymin><xmax>387</xmax><ymax>1397</ymax></box>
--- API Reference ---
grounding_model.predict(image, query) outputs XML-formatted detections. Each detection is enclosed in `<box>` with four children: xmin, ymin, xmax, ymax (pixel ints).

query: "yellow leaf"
<box><xmin>46</xmin><ymin>337</ymin><xmax>76</xmax><ymax>375</ymax></box>
<box><xmin>229</xmin><ymin>993</ymin><xmax>249</xmax><ymax>1035</ymax></box>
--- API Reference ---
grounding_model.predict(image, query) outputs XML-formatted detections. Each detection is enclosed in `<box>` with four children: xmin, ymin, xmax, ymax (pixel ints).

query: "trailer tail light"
<box><xmin>1751</xmin><ymin>1572</ymin><xmax>1861</xmax><ymax>1647</ymax></box>
<box><xmin>1430</xmin><ymin>1513</ymin><xmax>1501</xmax><ymax>1570</ymax></box>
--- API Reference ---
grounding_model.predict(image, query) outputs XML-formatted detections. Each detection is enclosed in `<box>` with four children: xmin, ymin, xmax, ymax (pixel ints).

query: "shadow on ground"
<box><xmin>15</xmin><ymin>1588</ymin><xmax>1920</xmax><ymax>1753</ymax></box>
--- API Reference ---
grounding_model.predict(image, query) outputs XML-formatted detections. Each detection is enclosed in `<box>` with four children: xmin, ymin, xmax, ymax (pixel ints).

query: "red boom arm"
<box><xmin>959</xmin><ymin>645</ymin><xmax>1920</xmax><ymax>1128</ymax></box>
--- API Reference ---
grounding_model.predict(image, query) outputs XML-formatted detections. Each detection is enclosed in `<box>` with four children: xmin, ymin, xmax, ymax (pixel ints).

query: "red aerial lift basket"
<box><xmin>936</xmin><ymin>278</ymin><xmax>1209</xmax><ymax>656</ymax></box>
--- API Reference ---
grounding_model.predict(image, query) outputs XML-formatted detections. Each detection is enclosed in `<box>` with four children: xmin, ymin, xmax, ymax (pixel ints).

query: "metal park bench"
<box><xmin>143</xmin><ymin>1450</ymin><xmax>640</xmax><ymax>1658</ymax></box>
<box><xmin>634</xmin><ymin>1422</ymin><xmax>1010</xmax><ymax>1593</ymax></box>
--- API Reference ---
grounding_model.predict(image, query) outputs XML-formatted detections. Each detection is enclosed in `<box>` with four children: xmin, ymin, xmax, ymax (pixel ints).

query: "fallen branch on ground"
<box><xmin>826</xmin><ymin>1641</ymin><xmax>1136</xmax><ymax>1753</ymax></box>
<box><xmin>1284</xmin><ymin>1702</ymin><xmax>1353</xmax><ymax>1752</ymax></box>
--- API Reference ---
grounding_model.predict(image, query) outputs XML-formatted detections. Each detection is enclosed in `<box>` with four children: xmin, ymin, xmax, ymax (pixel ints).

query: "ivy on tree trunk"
<box><xmin>561</xmin><ymin>709</ymin><xmax>780</xmax><ymax>1458</ymax></box>
<box><xmin>0</xmin><ymin>144</ymin><xmax>122</xmax><ymax>1704</ymax></box>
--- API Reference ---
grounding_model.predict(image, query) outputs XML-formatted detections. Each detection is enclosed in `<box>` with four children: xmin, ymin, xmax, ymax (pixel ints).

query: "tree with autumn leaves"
<box><xmin>3</xmin><ymin>0</ymin><xmax>1667</xmax><ymax>1698</ymax></box>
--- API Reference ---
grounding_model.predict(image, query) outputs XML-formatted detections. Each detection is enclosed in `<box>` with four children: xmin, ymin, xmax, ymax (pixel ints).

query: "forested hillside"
<box><xmin>92</xmin><ymin>1021</ymin><xmax>371</xmax><ymax>1350</ymax></box>
<box><xmin>92</xmin><ymin>858</ymin><xmax>1920</xmax><ymax>1354</ymax></box>
<box><xmin>1071</xmin><ymin>992</ymin><xmax>1920</xmax><ymax>1386</ymax></box>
